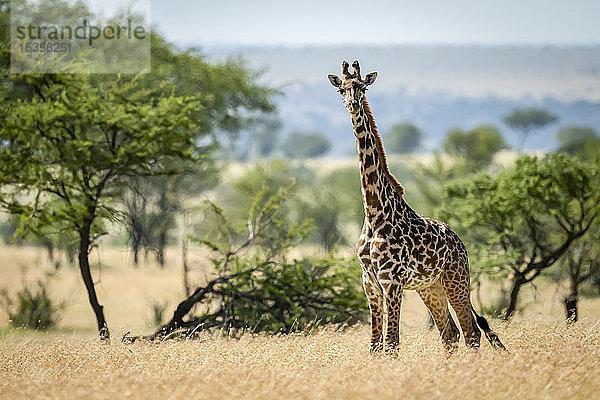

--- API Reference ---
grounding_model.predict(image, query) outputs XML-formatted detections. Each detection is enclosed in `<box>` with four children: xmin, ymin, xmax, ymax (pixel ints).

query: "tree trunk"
<box><xmin>132</xmin><ymin>234</ymin><xmax>140</xmax><ymax>266</ymax></box>
<box><xmin>156</xmin><ymin>230</ymin><xmax>166</xmax><ymax>267</ymax></box>
<box><xmin>564</xmin><ymin>292</ymin><xmax>578</xmax><ymax>322</ymax></box>
<box><xmin>78</xmin><ymin>224</ymin><xmax>110</xmax><ymax>340</ymax></box>
<box><xmin>44</xmin><ymin>239</ymin><xmax>60</xmax><ymax>270</ymax></box>
<box><xmin>504</xmin><ymin>273</ymin><xmax>525</xmax><ymax>320</ymax></box>
<box><xmin>182</xmin><ymin>235</ymin><xmax>191</xmax><ymax>297</ymax></box>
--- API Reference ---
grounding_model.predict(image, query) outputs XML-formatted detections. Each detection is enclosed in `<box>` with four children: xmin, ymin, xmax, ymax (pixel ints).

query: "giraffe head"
<box><xmin>328</xmin><ymin>60</ymin><xmax>377</xmax><ymax>114</ymax></box>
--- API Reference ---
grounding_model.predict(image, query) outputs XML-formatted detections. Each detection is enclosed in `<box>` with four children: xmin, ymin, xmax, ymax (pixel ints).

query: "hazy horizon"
<box><xmin>149</xmin><ymin>0</ymin><xmax>600</xmax><ymax>48</ymax></box>
<box><xmin>76</xmin><ymin>1</ymin><xmax>600</xmax><ymax>49</ymax></box>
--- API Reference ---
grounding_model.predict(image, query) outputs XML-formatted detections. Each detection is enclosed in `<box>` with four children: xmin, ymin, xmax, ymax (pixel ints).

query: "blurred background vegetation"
<box><xmin>0</xmin><ymin>0</ymin><xmax>599</xmax><ymax>338</ymax></box>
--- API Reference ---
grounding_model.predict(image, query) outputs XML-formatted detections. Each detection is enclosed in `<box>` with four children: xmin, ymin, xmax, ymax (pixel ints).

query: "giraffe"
<box><xmin>328</xmin><ymin>60</ymin><xmax>505</xmax><ymax>354</ymax></box>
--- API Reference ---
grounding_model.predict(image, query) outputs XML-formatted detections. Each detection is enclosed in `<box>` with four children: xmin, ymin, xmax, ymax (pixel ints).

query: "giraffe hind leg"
<box><xmin>418</xmin><ymin>282</ymin><xmax>460</xmax><ymax>353</ymax></box>
<box><xmin>442</xmin><ymin>270</ymin><xmax>482</xmax><ymax>350</ymax></box>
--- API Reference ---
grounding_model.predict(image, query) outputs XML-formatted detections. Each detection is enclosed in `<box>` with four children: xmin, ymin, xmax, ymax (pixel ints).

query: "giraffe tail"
<box><xmin>471</xmin><ymin>305</ymin><xmax>507</xmax><ymax>351</ymax></box>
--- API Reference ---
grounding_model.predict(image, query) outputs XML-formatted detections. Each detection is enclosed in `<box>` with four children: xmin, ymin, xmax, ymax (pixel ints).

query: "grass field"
<box><xmin>1</xmin><ymin>245</ymin><xmax>600</xmax><ymax>399</ymax></box>
<box><xmin>1</xmin><ymin>321</ymin><xmax>600</xmax><ymax>400</ymax></box>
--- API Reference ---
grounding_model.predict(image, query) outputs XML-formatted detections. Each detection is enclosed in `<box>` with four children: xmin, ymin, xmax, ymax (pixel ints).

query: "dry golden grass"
<box><xmin>1</xmin><ymin>320</ymin><xmax>600</xmax><ymax>400</ymax></box>
<box><xmin>0</xmin><ymin>244</ymin><xmax>213</xmax><ymax>333</ymax></box>
<box><xmin>2</xmin><ymin>245</ymin><xmax>600</xmax><ymax>399</ymax></box>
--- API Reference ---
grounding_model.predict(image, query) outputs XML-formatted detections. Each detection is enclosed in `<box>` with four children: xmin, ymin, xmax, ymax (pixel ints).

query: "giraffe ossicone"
<box><xmin>328</xmin><ymin>60</ymin><xmax>506</xmax><ymax>354</ymax></box>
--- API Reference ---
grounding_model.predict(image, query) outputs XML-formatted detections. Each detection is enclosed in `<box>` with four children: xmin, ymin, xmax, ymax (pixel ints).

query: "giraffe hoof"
<box><xmin>384</xmin><ymin>346</ymin><xmax>399</xmax><ymax>357</ymax></box>
<box><xmin>443</xmin><ymin>342</ymin><xmax>459</xmax><ymax>356</ymax></box>
<box><xmin>370</xmin><ymin>345</ymin><xmax>383</xmax><ymax>354</ymax></box>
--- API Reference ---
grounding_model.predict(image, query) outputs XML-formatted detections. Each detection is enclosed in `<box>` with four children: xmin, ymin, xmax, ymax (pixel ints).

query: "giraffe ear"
<box><xmin>364</xmin><ymin>72</ymin><xmax>378</xmax><ymax>86</ymax></box>
<box><xmin>328</xmin><ymin>74</ymin><xmax>342</xmax><ymax>88</ymax></box>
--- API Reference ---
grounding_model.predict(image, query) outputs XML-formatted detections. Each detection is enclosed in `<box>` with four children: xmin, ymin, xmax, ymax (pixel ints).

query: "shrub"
<box><xmin>134</xmin><ymin>187</ymin><xmax>367</xmax><ymax>341</ymax></box>
<box><xmin>1</xmin><ymin>277</ymin><xmax>63</xmax><ymax>330</ymax></box>
<box><xmin>149</xmin><ymin>300</ymin><xmax>169</xmax><ymax>327</ymax></box>
<box><xmin>198</xmin><ymin>255</ymin><xmax>366</xmax><ymax>334</ymax></box>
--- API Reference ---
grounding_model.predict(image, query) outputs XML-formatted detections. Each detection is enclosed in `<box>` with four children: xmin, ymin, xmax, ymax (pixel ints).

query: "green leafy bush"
<box><xmin>139</xmin><ymin>185</ymin><xmax>367</xmax><ymax>340</ymax></box>
<box><xmin>1</xmin><ymin>278</ymin><xmax>63</xmax><ymax>330</ymax></box>
<box><xmin>198</xmin><ymin>255</ymin><xmax>366</xmax><ymax>333</ymax></box>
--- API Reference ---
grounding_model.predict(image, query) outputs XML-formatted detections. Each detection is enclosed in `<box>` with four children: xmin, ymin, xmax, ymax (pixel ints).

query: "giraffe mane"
<box><xmin>362</xmin><ymin>98</ymin><xmax>405</xmax><ymax>197</ymax></box>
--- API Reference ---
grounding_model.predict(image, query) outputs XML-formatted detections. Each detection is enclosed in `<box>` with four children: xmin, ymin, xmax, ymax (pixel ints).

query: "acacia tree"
<box><xmin>503</xmin><ymin>107</ymin><xmax>558</xmax><ymax>151</ymax></box>
<box><xmin>441</xmin><ymin>153</ymin><xmax>600</xmax><ymax>319</ymax></box>
<box><xmin>0</xmin><ymin>73</ymin><xmax>207</xmax><ymax>340</ymax></box>
<box><xmin>0</xmin><ymin>0</ymin><xmax>275</xmax><ymax>337</ymax></box>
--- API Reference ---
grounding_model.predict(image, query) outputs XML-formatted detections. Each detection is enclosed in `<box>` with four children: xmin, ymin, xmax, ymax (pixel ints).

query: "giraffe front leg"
<box><xmin>363</xmin><ymin>277</ymin><xmax>384</xmax><ymax>353</ymax></box>
<box><xmin>368</xmin><ymin>296</ymin><xmax>384</xmax><ymax>353</ymax></box>
<box><xmin>382</xmin><ymin>282</ymin><xmax>403</xmax><ymax>355</ymax></box>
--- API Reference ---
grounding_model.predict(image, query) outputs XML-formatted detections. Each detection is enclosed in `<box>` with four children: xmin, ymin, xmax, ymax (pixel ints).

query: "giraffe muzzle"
<box><xmin>346</xmin><ymin>100</ymin><xmax>360</xmax><ymax>114</ymax></box>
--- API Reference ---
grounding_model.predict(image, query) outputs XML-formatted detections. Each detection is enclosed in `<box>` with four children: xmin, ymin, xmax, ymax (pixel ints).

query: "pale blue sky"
<box><xmin>141</xmin><ymin>0</ymin><xmax>600</xmax><ymax>47</ymax></box>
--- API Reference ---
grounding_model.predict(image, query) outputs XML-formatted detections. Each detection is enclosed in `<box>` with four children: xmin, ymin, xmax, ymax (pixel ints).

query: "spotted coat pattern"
<box><xmin>328</xmin><ymin>61</ymin><xmax>481</xmax><ymax>354</ymax></box>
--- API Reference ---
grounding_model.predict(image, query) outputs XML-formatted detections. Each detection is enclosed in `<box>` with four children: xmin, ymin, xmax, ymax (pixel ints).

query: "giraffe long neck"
<box><xmin>352</xmin><ymin>99</ymin><xmax>404</xmax><ymax>223</ymax></box>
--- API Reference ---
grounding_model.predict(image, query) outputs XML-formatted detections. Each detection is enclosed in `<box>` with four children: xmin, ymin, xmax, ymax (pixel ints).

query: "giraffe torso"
<box><xmin>357</xmin><ymin>200</ymin><xmax>468</xmax><ymax>291</ymax></box>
